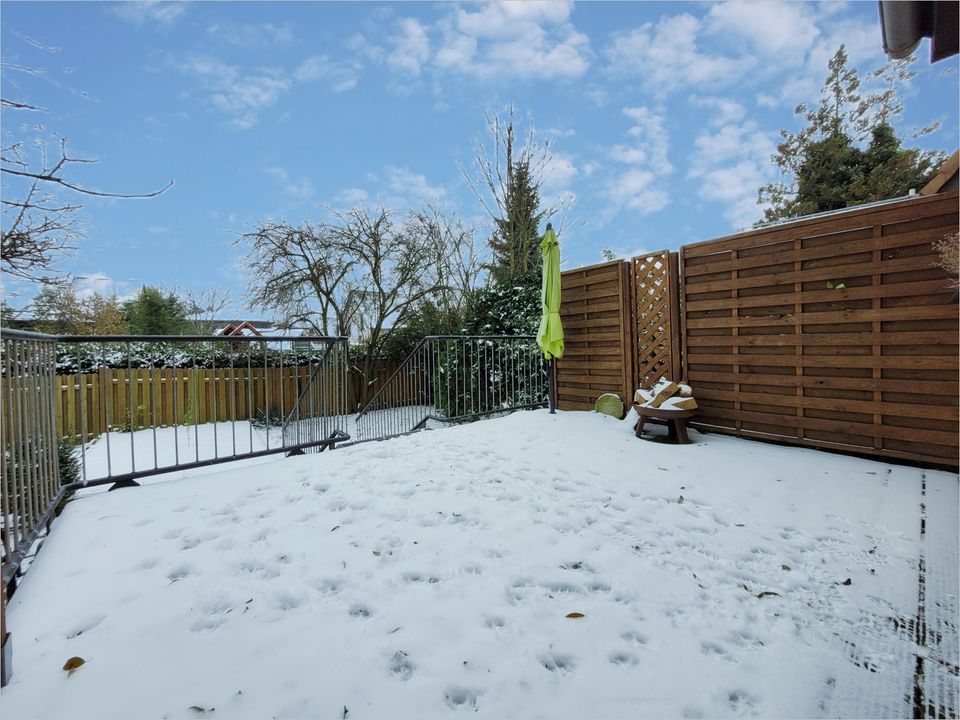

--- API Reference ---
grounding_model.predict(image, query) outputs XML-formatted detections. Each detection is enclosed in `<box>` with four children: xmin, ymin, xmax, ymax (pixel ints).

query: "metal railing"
<box><xmin>1</xmin><ymin>330</ymin><xmax>63</xmax><ymax>592</ymax></box>
<box><xmin>51</xmin><ymin>333</ymin><xmax>351</xmax><ymax>487</ymax></box>
<box><xmin>0</xmin><ymin>328</ymin><xmax>350</xmax><ymax>687</ymax></box>
<box><xmin>354</xmin><ymin>335</ymin><xmax>549</xmax><ymax>442</ymax></box>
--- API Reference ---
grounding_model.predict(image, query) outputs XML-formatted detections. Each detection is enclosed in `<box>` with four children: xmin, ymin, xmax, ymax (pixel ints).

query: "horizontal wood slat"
<box><xmin>682</xmin><ymin>192</ymin><xmax>957</xmax><ymax>257</ymax></box>
<box><xmin>681</xmin><ymin>191</ymin><xmax>959</xmax><ymax>467</ymax></box>
<box><xmin>557</xmin><ymin>260</ymin><xmax>633</xmax><ymax>412</ymax></box>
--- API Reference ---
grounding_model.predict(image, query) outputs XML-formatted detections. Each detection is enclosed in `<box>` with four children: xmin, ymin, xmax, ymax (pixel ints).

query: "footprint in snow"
<box><xmin>349</xmin><ymin>603</ymin><xmax>373</xmax><ymax>618</ymax></box>
<box><xmin>389</xmin><ymin>650</ymin><xmax>415</xmax><ymax>681</ymax></box>
<box><xmin>310</xmin><ymin>578</ymin><xmax>341</xmax><ymax>595</ymax></box>
<box><xmin>543</xmin><ymin>581</ymin><xmax>583</xmax><ymax>595</ymax></box>
<box><xmin>609</xmin><ymin>651</ymin><xmax>640</xmax><ymax>667</ymax></box>
<box><xmin>539</xmin><ymin>652</ymin><xmax>576</xmax><ymax>673</ymax></box>
<box><xmin>444</xmin><ymin>686</ymin><xmax>481</xmax><ymax>710</ymax></box>
<box><xmin>483</xmin><ymin>616</ymin><xmax>506</xmax><ymax>629</ymax></box>
<box><xmin>181</xmin><ymin>534</ymin><xmax>214</xmax><ymax>550</ymax></box>
<box><xmin>167</xmin><ymin>564</ymin><xmax>193</xmax><ymax>582</ymax></box>
<box><xmin>726</xmin><ymin>690</ymin><xmax>760</xmax><ymax>714</ymax></box>
<box><xmin>66</xmin><ymin>614</ymin><xmax>105</xmax><ymax>639</ymax></box>
<box><xmin>235</xmin><ymin>560</ymin><xmax>280</xmax><ymax>579</ymax></box>
<box><xmin>701</xmin><ymin>641</ymin><xmax>736</xmax><ymax>662</ymax></box>
<box><xmin>620</xmin><ymin>631</ymin><xmax>648</xmax><ymax>647</ymax></box>
<box><xmin>190</xmin><ymin>616</ymin><xmax>227</xmax><ymax>633</ymax></box>
<box><xmin>273</xmin><ymin>592</ymin><xmax>304</xmax><ymax>611</ymax></box>
<box><xmin>250</xmin><ymin>527</ymin><xmax>277</xmax><ymax>543</ymax></box>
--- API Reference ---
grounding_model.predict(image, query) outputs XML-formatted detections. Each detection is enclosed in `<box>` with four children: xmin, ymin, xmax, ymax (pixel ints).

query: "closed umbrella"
<box><xmin>536</xmin><ymin>222</ymin><xmax>563</xmax><ymax>413</ymax></box>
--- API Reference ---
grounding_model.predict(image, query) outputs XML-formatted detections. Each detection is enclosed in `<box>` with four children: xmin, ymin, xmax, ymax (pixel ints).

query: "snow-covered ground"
<box><xmin>2</xmin><ymin>410</ymin><xmax>957</xmax><ymax>719</ymax></box>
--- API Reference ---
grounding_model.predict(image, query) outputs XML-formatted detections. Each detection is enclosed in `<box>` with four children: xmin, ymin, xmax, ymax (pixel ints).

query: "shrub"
<box><xmin>58</xmin><ymin>439</ymin><xmax>81</xmax><ymax>486</ymax></box>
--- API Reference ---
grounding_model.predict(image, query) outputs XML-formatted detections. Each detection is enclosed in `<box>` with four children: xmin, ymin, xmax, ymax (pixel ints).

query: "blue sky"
<box><xmin>2</xmin><ymin>0</ymin><xmax>957</xmax><ymax>316</ymax></box>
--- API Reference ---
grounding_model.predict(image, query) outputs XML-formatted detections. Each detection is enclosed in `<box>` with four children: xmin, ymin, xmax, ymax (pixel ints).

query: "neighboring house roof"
<box><xmin>879</xmin><ymin>0</ymin><xmax>959</xmax><ymax>62</ymax></box>
<box><xmin>920</xmin><ymin>150</ymin><xmax>960</xmax><ymax>196</ymax></box>
<box><xmin>214</xmin><ymin>321</ymin><xmax>263</xmax><ymax>337</ymax></box>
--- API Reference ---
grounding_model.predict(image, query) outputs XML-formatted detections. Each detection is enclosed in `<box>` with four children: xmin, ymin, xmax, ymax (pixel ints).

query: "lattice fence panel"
<box><xmin>633</xmin><ymin>251</ymin><xmax>680</xmax><ymax>389</ymax></box>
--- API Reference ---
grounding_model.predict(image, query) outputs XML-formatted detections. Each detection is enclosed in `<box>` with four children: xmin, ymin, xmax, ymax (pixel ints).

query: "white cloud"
<box><xmin>689</xmin><ymin>96</ymin><xmax>746</xmax><ymax>126</ymax></box>
<box><xmin>333</xmin><ymin>166</ymin><xmax>446</xmax><ymax>212</ymax></box>
<box><xmin>604</xmin><ymin>107</ymin><xmax>672</xmax><ymax>217</ymax></box>
<box><xmin>606</xmin><ymin>169</ymin><xmax>669</xmax><ymax>215</ymax></box>
<box><xmin>434</xmin><ymin>31</ymin><xmax>477</xmax><ymax>70</ymax></box>
<box><xmin>606</xmin><ymin>14</ymin><xmax>749</xmax><ymax>94</ymax></box>
<box><xmin>436</xmin><ymin>1</ymin><xmax>589</xmax><ymax>80</ymax></box>
<box><xmin>539</xmin><ymin>153</ymin><xmax>579</xmax><ymax>213</ymax></box>
<box><xmin>357</xmin><ymin>1</ymin><xmax>590</xmax><ymax>83</ymax></box>
<box><xmin>541</xmin><ymin>153</ymin><xmax>578</xmax><ymax>191</ymax></box>
<box><xmin>174</xmin><ymin>55</ymin><xmax>290</xmax><ymax>129</ymax></box>
<box><xmin>295</xmin><ymin>55</ymin><xmax>361</xmax><ymax>93</ymax></box>
<box><xmin>751</xmin><ymin>12</ymin><xmax>884</xmax><ymax>110</ymax></box>
<box><xmin>687</xmin><ymin>121</ymin><xmax>777</xmax><ymax>229</ymax></box>
<box><xmin>617</xmin><ymin>106</ymin><xmax>672</xmax><ymax>172</ymax></box>
<box><xmin>455</xmin><ymin>1</ymin><xmax>573</xmax><ymax>39</ymax></box>
<box><xmin>388</xmin><ymin>18</ymin><xmax>430</xmax><ymax>76</ymax></box>
<box><xmin>110</xmin><ymin>1</ymin><xmax>186</xmax><ymax>26</ymax></box>
<box><xmin>264</xmin><ymin>167</ymin><xmax>315</xmax><ymax>200</ymax></box>
<box><xmin>706</xmin><ymin>1</ymin><xmax>820</xmax><ymax>63</ymax></box>
<box><xmin>207</xmin><ymin>22</ymin><xmax>295</xmax><ymax>48</ymax></box>
<box><xmin>383</xmin><ymin>165</ymin><xmax>445</xmax><ymax>202</ymax></box>
<box><xmin>336</xmin><ymin>187</ymin><xmax>370</xmax><ymax>207</ymax></box>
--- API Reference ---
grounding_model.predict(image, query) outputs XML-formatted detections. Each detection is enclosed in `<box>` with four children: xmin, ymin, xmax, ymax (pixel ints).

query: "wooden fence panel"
<box><xmin>54</xmin><ymin>362</ymin><xmax>373</xmax><ymax>442</ymax></box>
<box><xmin>557</xmin><ymin>260</ymin><xmax>634</xmax><ymax>411</ymax></box>
<box><xmin>633</xmin><ymin>251</ymin><xmax>682</xmax><ymax>388</ymax></box>
<box><xmin>681</xmin><ymin>192</ymin><xmax>959</xmax><ymax>466</ymax></box>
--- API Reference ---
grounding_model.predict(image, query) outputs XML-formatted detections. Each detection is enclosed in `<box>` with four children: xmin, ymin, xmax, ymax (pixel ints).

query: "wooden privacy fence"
<box><xmin>557</xmin><ymin>192</ymin><xmax>958</xmax><ymax>467</ymax></box>
<box><xmin>53</xmin><ymin>366</ymin><xmax>327</xmax><ymax>441</ymax></box>
<box><xmin>52</xmin><ymin>361</ymin><xmax>407</xmax><ymax>442</ymax></box>
<box><xmin>556</xmin><ymin>260</ymin><xmax>635</xmax><ymax>411</ymax></box>
<box><xmin>556</xmin><ymin>252</ymin><xmax>682</xmax><ymax>412</ymax></box>
<box><xmin>681</xmin><ymin>191</ymin><xmax>959</xmax><ymax>466</ymax></box>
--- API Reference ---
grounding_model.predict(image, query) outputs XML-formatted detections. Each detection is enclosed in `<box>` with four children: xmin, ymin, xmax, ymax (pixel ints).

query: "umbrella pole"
<box><xmin>548</xmin><ymin>356</ymin><xmax>557</xmax><ymax>414</ymax></box>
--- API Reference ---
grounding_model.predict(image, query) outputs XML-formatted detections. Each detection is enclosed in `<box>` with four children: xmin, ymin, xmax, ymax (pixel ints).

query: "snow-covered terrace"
<box><xmin>1</xmin><ymin>410</ymin><xmax>957</xmax><ymax>719</ymax></box>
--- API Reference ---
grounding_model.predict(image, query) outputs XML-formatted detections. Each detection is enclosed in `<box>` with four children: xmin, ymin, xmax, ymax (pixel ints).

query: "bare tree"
<box><xmin>238</xmin><ymin>205</ymin><xmax>468</xmax><ymax>405</ymax></box>
<box><xmin>183</xmin><ymin>287</ymin><xmax>233</xmax><ymax>334</ymax></box>
<box><xmin>2</xmin><ymin>48</ymin><xmax>173</xmax><ymax>287</ymax></box>
<box><xmin>237</xmin><ymin>220</ymin><xmax>362</xmax><ymax>337</ymax></box>
<box><xmin>411</xmin><ymin>204</ymin><xmax>483</xmax><ymax>313</ymax></box>
<box><xmin>461</xmin><ymin>104</ymin><xmax>573</xmax><ymax>284</ymax></box>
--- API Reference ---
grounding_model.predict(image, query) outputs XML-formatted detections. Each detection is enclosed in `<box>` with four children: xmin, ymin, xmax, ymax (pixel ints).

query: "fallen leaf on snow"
<box><xmin>62</xmin><ymin>656</ymin><xmax>85</xmax><ymax>676</ymax></box>
<box><xmin>566</xmin><ymin>612</ymin><xmax>585</xmax><ymax>619</ymax></box>
<box><xmin>757</xmin><ymin>591</ymin><xmax>780</xmax><ymax>599</ymax></box>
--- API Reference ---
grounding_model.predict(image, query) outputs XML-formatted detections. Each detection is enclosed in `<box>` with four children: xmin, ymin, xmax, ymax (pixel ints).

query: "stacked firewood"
<box><xmin>634</xmin><ymin>377</ymin><xmax>698</xmax><ymax>411</ymax></box>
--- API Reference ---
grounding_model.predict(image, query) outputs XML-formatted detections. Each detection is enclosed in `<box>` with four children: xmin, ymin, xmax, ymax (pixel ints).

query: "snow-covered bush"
<box><xmin>51</xmin><ymin>342</ymin><xmax>332</xmax><ymax>375</ymax></box>
<box><xmin>462</xmin><ymin>280</ymin><xmax>539</xmax><ymax>336</ymax></box>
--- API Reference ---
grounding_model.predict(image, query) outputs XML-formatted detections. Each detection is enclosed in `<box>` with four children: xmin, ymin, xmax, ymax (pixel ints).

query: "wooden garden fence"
<box><xmin>557</xmin><ymin>191</ymin><xmax>959</xmax><ymax>467</ymax></box>
<box><xmin>681</xmin><ymin>191</ymin><xmax>958</xmax><ymax>466</ymax></box>
<box><xmin>556</xmin><ymin>260</ymin><xmax>635</xmax><ymax>411</ymax></box>
<box><xmin>49</xmin><ymin>360</ymin><xmax>407</xmax><ymax>443</ymax></box>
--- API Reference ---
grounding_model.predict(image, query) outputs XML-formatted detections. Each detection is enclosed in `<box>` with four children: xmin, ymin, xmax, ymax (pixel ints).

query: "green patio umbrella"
<box><xmin>537</xmin><ymin>223</ymin><xmax>563</xmax><ymax>412</ymax></box>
